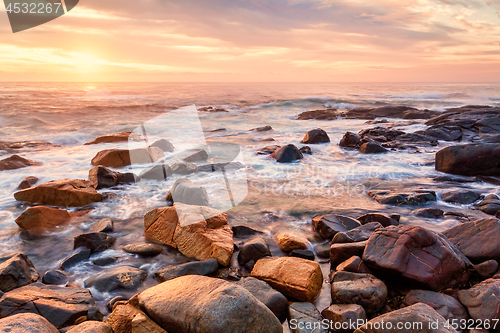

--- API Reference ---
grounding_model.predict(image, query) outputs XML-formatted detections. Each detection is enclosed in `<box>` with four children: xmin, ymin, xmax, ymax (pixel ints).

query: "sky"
<box><xmin>0</xmin><ymin>0</ymin><xmax>499</xmax><ymax>82</ymax></box>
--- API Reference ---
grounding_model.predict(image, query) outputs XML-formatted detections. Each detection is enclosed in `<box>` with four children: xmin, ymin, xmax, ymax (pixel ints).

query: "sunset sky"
<box><xmin>0</xmin><ymin>0</ymin><xmax>499</xmax><ymax>82</ymax></box>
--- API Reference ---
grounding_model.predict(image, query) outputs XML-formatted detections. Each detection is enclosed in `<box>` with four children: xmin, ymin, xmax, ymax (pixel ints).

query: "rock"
<box><xmin>106</xmin><ymin>302</ymin><xmax>166</xmax><ymax>333</ymax></box>
<box><xmin>182</xmin><ymin>149</ymin><xmax>208</xmax><ymax>162</ymax></box>
<box><xmin>274</xmin><ymin>230</ymin><xmax>309</xmax><ymax>252</ymax></box>
<box><xmin>403</xmin><ymin>289</ymin><xmax>469</xmax><ymax>321</ymax></box>
<box><xmin>74</xmin><ymin>232</ymin><xmax>116</xmax><ymax>253</ymax></box>
<box><xmin>0</xmin><ymin>253</ymin><xmax>39</xmax><ymax>292</ymax></box>
<box><xmin>339</xmin><ymin>131</ymin><xmax>361</xmax><ymax>148</ymax></box>
<box><xmin>288</xmin><ymin>302</ymin><xmax>327</xmax><ymax>333</ymax></box>
<box><xmin>237</xmin><ymin>277</ymin><xmax>289</xmax><ymax>323</ymax></box>
<box><xmin>0</xmin><ymin>140</ymin><xmax>60</xmax><ymax>153</ymax></box>
<box><xmin>198</xmin><ymin>106</ymin><xmax>229</xmax><ymax>113</ymax></box>
<box><xmin>89</xmin><ymin>165</ymin><xmax>136</xmax><ymax>189</ymax></box>
<box><xmin>330</xmin><ymin>241</ymin><xmax>367</xmax><ymax>267</ymax></box>
<box><xmin>238</xmin><ymin>237</ymin><xmax>271</xmax><ymax>267</ymax></box>
<box><xmin>0</xmin><ymin>283</ymin><xmax>101</xmax><ymax>328</ymax></box>
<box><xmin>345</xmin><ymin>105</ymin><xmax>437</xmax><ymax>120</ymax></box>
<box><xmin>297</xmin><ymin>109</ymin><xmax>338</xmax><ymax>120</ymax></box>
<box><xmin>270</xmin><ymin>144</ymin><xmax>303</xmax><ymax>163</ymax></box>
<box><xmin>150</xmin><ymin>139</ymin><xmax>174</xmax><ymax>152</ymax></box>
<box><xmin>368</xmin><ymin>189</ymin><xmax>437</xmax><ymax>206</ymax></box>
<box><xmin>85</xmin><ymin>266</ymin><xmax>147</xmax><ymax>292</ymax></box>
<box><xmin>441</xmin><ymin>190</ymin><xmax>481</xmax><ymax>204</ymax></box>
<box><xmin>107</xmin><ymin>296</ymin><xmax>128</xmax><ymax>312</ymax></box>
<box><xmin>250</xmin><ymin>125</ymin><xmax>273</xmax><ymax>132</ymax></box>
<box><xmin>314</xmin><ymin>242</ymin><xmax>331</xmax><ymax>258</ymax></box>
<box><xmin>14</xmin><ymin>179</ymin><xmax>103</xmax><ymax>207</ymax></box>
<box><xmin>84</xmin><ymin>131</ymin><xmax>139</xmax><ymax>145</ymax></box>
<box><xmin>171</xmin><ymin>162</ymin><xmax>197</xmax><ymax>175</ymax></box>
<box><xmin>442</xmin><ymin>218</ymin><xmax>500</xmax><ymax>263</ymax></box>
<box><xmin>91</xmin><ymin>147</ymin><xmax>165</xmax><ymax>168</ymax></box>
<box><xmin>93</xmin><ymin>257</ymin><xmax>118</xmax><ymax>266</ymax></box>
<box><xmin>250</xmin><ymin>257</ymin><xmax>323</xmax><ymax>302</ymax></box>
<box><xmin>321</xmin><ymin>304</ymin><xmax>366</xmax><ymax>333</ymax></box>
<box><xmin>312</xmin><ymin>214</ymin><xmax>361</xmax><ymax>239</ymax></box>
<box><xmin>357</xmin><ymin>213</ymin><xmax>398</xmax><ymax>227</ymax></box>
<box><xmin>477</xmin><ymin>194</ymin><xmax>500</xmax><ymax>215</ymax></box>
<box><xmin>132</xmin><ymin>312</ymin><xmax>168</xmax><ymax>333</ymax></box>
<box><xmin>359</xmin><ymin>142</ymin><xmax>388</xmax><ymax>154</ymax></box>
<box><xmin>423</xmin><ymin>125</ymin><xmax>463</xmax><ymax>141</ymax></box>
<box><xmin>15</xmin><ymin>206</ymin><xmax>80</xmax><ymax>237</ymax></box>
<box><xmin>330</xmin><ymin>271</ymin><xmax>387</xmax><ymax>313</ymax></box>
<box><xmin>123</xmin><ymin>243</ymin><xmax>163</xmax><ymax>256</ymax></box>
<box><xmin>413</xmin><ymin>207</ymin><xmax>444</xmax><ymax>219</ymax></box>
<box><xmin>474</xmin><ymin>260</ymin><xmax>499</xmax><ymax>278</ymax></box>
<box><xmin>299</xmin><ymin>146</ymin><xmax>312</xmax><ymax>155</ymax></box>
<box><xmin>165</xmin><ymin>178</ymin><xmax>209</xmax><ymax>206</ymax></box>
<box><xmin>136</xmin><ymin>275</ymin><xmax>282</xmax><ymax>333</ymax></box>
<box><xmin>435</xmin><ymin>143</ymin><xmax>500</xmax><ymax>176</ymax></box>
<box><xmin>256</xmin><ymin>145</ymin><xmax>280</xmax><ymax>155</ymax></box>
<box><xmin>290</xmin><ymin>249</ymin><xmax>315</xmax><ymax>261</ymax></box>
<box><xmin>363</xmin><ymin>225</ymin><xmax>471</xmax><ymax>291</ymax></box>
<box><xmin>90</xmin><ymin>218</ymin><xmax>114</xmax><ymax>233</ymax></box>
<box><xmin>17</xmin><ymin>176</ymin><xmax>39</xmax><ymax>190</ymax></box>
<box><xmin>139</xmin><ymin>164</ymin><xmax>173</xmax><ymax>180</ymax></box>
<box><xmin>336</xmin><ymin>256</ymin><xmax>372</xmax><ymax>274</ymax></box>
<box><xmin>59</xmin><ymin>248</ymin><xmax>91</xmax><ymax>271</ymax></box>
<box><xmin>67</xmin><ymin>321</ymin><xmax>113</xmax><ymax>333</ymax></box>
<box><xmin>354</xmin><ymin>303</ymin><xmax>457</xmax><ymax>333</ymax></box>
<box><xmin>332</xmin><ymin>222</ymin><xmax>382</xmax><ymax>244</ymax></box>
<box><xmin>458</xmin><ymin>279</ymin><xmax>500</xmax><ymax>322</ymax></box>
<box><xmin>232</xmin><ymin>225</ymin><xmax>265</xmax><ymax>238</ymax></box>
<box><xmin>144</xmin><ymin>203</ymin><xmax>233</xmax><ymax>265</ymax></box>
<box><xmin>42</xmin><ymin>270</ymin><xmax>69</xmax><ymax>285</ymax></box>
<box><xmin>301</xmin><ymin>129</ymin><xmax>330</xmax><ymax>144</ymax></box>
<box><xmin>0</xmin><ymin>154</ymin><xmax>41</xmax><ymax>171</ymax></box>
<box><xmin>154</xmin><ymin>258</ymin><xmax>219</xmax><ymax>282</ymax></box>
<box><xmin>216</xmin><ymin>267</ymin><xmax>242</xmax><ymax>281</ymax></box>
<box><xmin>0</xmin><ymin>313</ymin><xmax>59</xmax><ymax>333</ymax></box>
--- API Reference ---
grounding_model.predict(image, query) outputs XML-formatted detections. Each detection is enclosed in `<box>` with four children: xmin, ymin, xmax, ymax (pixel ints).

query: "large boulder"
<box><xmin>15</xmin><ymin>206</ymin><xmax>85</xmax><ymax>237</ymax></box>
<box><xmin>435</xmin><ymin>143</ymin><xmax>500</xmax><ymax>176</ymax></box>
<box><xmin>135</xmin><ymin>275</ymin><xmax>283</xmax><ymax>333</ymax></box>
<box><xmin>250</xmin><ymin>257</ymin><xmax>323</xmax><ymax>302</ymax></box>
<box><xmin>312</xmin><ymin>214</ymin><xmax>361</xmax><ymax>239</ymax></box>
<box><xmin>91</xmin><ymin>147</ymin><xmax>164</xmax><ymax>168</ymax></box>
<box><xmin>14</xmin><ymin>179</ymin><xmax>103</xmax><ymax>207</ymax></box>
<box><xmin>84</xmin><ymin>131</ymin><xmax>139</xmax><ymax>145</ymax></box>
<box><xmin>339</xmin><ymin>131</ymin><xmax>361</xmax><ymax>148</ymax></box>
<box><xmin>270</xmin><ymin>144</ymin><xmax>303</xmax><ymax>163</ymax></box>
<box><xmin>105</xmin><ymin>302</ymin><xmax>166</xmax><ymax>333</ymax></box>
<box><xmin>458</xmin><ymin>279</ymin><xmax>500</xmax><ymax>322</ymax></box>
<box><xmin>154</xmin><ymin>259</ymin><xmax>219</xmax><ymax>282</ymax></box>
<box><xmin>144</xmin><ymin>203</ymin><xmax>233</xmax><ymax>266</ymax></box>
<box><xmin>301</xmin><ymin>129</ymin><xmax>330</xmax><ymax>144</ymax></box>
<box><xmin>165</xmin><ymin>178</ymin><xmax>209</xmax><ymax>206</ymax></box>
<box><xmin>74</xmin><ymin>232</ymin><xmax>116</xmax><ymax>253</ymax></box>
<box><xmin>403</xmin><ymin>290</ymin><xmax>469</xmax><ymax>321</ymax></box>
<box><xmin>477</xmin><ymin>194</ymin><xmax>500</xmax><ymax>216</ymax></box>
<box><xmin>363</xmin><ymin>225</ymin><xmax>470</xmax><ymax>291</ymax></box>
<box><xmin>85</xmin><ymin>266</ymin><xmax>147</xmax><ymax>292</ymax></box>
<box><xmin>0</xmin><ymin>313</ymin><xmax>59</xmax><ymax>333</ymax></box>
<box><xmin>442</xmin><ymin>218</ymin><xmax>500</xmax><ymax>263</ymax></box>
<box><xmin>0</xmin><ymin>253</ymin><xmax>39</xmax><ymax>292</ymax></box>
<box><xmin>274</xmin><ymin>230</ymin><xmax>309</xmax><ymax>252</ymax></box>
<box><xmin>0</xmin><ymin>283</ymin><xmax>101</xmax><ymax>328</ymax></box>
<box><xmin>67</xmin><ymin>321</ymin><xmax>113</xmax><ymax>333</ymax></box>
<box><xmin>89</xmin><ymin>165</ymin><xmax>136</xmax><ymax>189</ymax></box>
<box><xmin>0</xmin><ymin>154</ymin><xmax>41</xmax><ymax>171</ymax></box>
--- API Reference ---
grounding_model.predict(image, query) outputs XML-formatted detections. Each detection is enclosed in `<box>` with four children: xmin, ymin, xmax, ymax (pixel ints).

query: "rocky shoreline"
<box><xmin>0</xmin><ymin>104</ymin><xmax>500</xmax><ymax>332</ymax></box>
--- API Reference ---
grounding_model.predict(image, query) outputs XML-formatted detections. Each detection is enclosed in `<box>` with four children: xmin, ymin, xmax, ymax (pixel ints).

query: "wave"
<box><xmin>324</xmin><ymin>102</ymin><xmax>358</xmax><ymax>110</ymax></box>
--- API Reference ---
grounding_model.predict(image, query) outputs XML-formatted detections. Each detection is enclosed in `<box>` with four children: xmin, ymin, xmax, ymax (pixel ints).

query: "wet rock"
<box><xmin>256</xmin><ymin>145</ymin><xmax>280</xmax><ymax>155</ymax></box>
<box><xmin>363</xmin><ymin>225</ymin><xmax>471</xmax><ymax>291</ymax></box>
<box><xmin>274</xmin><ymin>230</ymin><xmax>309</xmax><ymax>252</ymax></box>
<box><xmin>413</xmin><ymin>207</ymin><xmax>444</xmax><ymax>219</ymax></box>
<box><xmin>357</xmin><ymin>213</ymin><xmax>398</xmax><ymax>227</ymax></box>
<box><xmin>288</xmin><ymin>302</ymin><xmax>327</xmax><ymax>333</ymax></box>
<box><xmin>314</xmin><ymin>242</ymin><xmax>331</xmax><ymax>258</ymax></box>
<box><xmin>42</xmin><ymin>270</ymin><xmax>69</xmax><ymax>285</ymax></box>
<box><xmin>330</xmin><ymin>271</ymin><xmax>388</xmax><ymax>313</ymax></box>
<box><xmin>0</xmin><ymin>283</ymin><xmax>102</xmax><ymax>328</ymax></box>
<box><xmin>442</xmin><ymin>218</ymin><xmax>500</xmax><ymax>263</ymax></box>
<box><xmin>89</xmin><ymin>165</ymin><xmax>136</xmax><ymax>189</ymax></box>
<box><xmin>238</xmin><ymin>237</ymin><xmax>271</xmax><ymax>267</ymax></box>
<box><xmin>299</xmin><ymin>146</ymin><xmax>312</xmax><ymax>155</ymax></box>
<box><xmin>0</xmin><ymin>140</ymin><xmax>60</xmax><ymax>153</ymax></box>
<box><xmin>403</xmin><ymin>289</ymin><xmax>469</xmax><ymax>321</ymax></box>
<box><xmin>132</xmin><ymin>312</ymin><xmax>168</xmax><ymax>333</ymax></box>
<box><xmin>144</xmin><ymin>203</ymin><xmax>233</xmax><ymax>265</ymax></box>
<box><xmin>74</xmin><ymin>232</ymin><xmax>116</xmax><ymax>253</ymax></box>
<box><xmin>250</xmin><ymin>257</ymin><xmax>323</xmax><ymax>302</ymax></box>
<box><xmin>91</xmin><ymin>147</ymin><xmax>165</xmax><ymax>168</ymax></box>
<box><xmin>474</xmin><ymin>260</ymin><xmax>499</xmax><ymax>278</ymax></box>
<box><xmin>232</xmin><ymin>225</ymin><xmax>265</xmax><ymax>238</ymax></box>
<box><xmin>59</xmin><ymin>248</ymin><xmax>91</xmax><ymax>271</ymax></box>
<box><xmin>330</xmin><ymin>241</ymin><xmax>367</xmax><ymax>267</ymax></box>
<box><xmin>182</xmin><ymin>149</ymin><xmax>208</xmax><ymax>162</ymax></box>
<box><xmin>149</xmin><ymin>138</ymin><xmax>174</xmax><ymax>152</ymax></box>
<box><xmin>0</xmin><ymin>313</ymin><xmax>59</xmax><ymax>333</ymax></box>
<box><xmin>216</xmin><ymin>267</ymin><xmax>242</xmax><ymax>281</ymax></box>
<box><xmin>312</xmin><ymin>214</ymin><xmax>361</xmax><ymax>239</ymax></box>
<box><xmin>297</xmin><ymin>109</ymin><xmax>338</xmax><ymax>120</ymax></box>
<box><xmin>0</xmin><ymin>154</ymin><xmax>41</xmax><ymax>171</ymax></box>
<box><xmin>0</xmin><ymin>253</ymin><xmax>39</xmax><ymax>292</ymax></box>
<box><xmin>332</xmin><ymin>222</ymin><xmax>382</xmax><ymax>244</ymax></box>
<box><xmin>476</xmin><ymin>194</ymin><xmax>500</xmax><ymax>215</ymax></box>
<box><xmin>354</xmin><ymin>303</ymin><xmax>457</xmax><ymax>333</ymax></box>
<box><xmin>270</xmin><ymin>144</ymin><xmax>303</xmax><ymax>163</ymax></box>
<box><xmin>165</xmin><ymin>178</ymin><xmax>209</xmax><ymax>206</ymax></box>
<box><xmin>106</xmin><ymin>302</ymin><xmax>166</xmax><ymax>333</ymax></box>
<box><xmin>336</xmin><ymin>256</ymin><xmax>372</xmax><ymax>274</ymax></box>
<box><xmin>14</xmin><ymin>179</ymin><xmax>103</xmax><ymax>207</ymax></box>
<box><xmin>196</xmin><ymin>161</ymin><xmax>244</xmax><ymax>173</ymax></box>
<box><xmin>435</xmin><ymin>143</ymin><xmax>500</xmax><ymax>176</ymax></box>
<box><xmin>67</xmin><ymin>321</ymin><xmax>113</xmax><ymax>333</ymax></box>
<box><xmin>93</xmin><ymin>257</ymin><xmax>118</xmax><ymax>266</ymax></box>
<box><xmin>290</xmin><ymin>249</ymin><xmax>315</xmax><ymax>261</ymax></box>
<box><xmin>139</xmin><ymin>164</ymin><xmax>172</xmax><ymax>180</ymax></box>
<box><xmin>441</xmin><ymin>189</ymin><xmax>481</xmax><ymax>204</ymax></box>
<box><xmin>122</xmin><ymin>243</ymin><xmax>163</xmax><ymax>256</ymax></box>
<box><xmin>198</xmin><ymin>106</ymin><xmax>229</xmax><ymax>113</ymax></box>
<box><xmin>84</xmin><ymin>131</ymin><xmax>139</xmax><ymax>145</ymax></box>
<box><xmin>368</xmin><ymin>189</ymin><xmax>437</xmax><ymax>206</ymax></box>
<box><xmin>136</xmin><ymin>275</ymin><xmax>282</xmax><ymax>333</ymax></box>
<box><xmin>15</xmin><ymin>206</ymin><xmax>80</xmax><ymax>237</ymax></box>
<box><xmin>345</xmin><ymin>105</ymin><xmax>436</xmax><ymax>120</ymax></box>
<box><xmin>301</xmin><ymin>128</ymin><xmax>330</xmax><ymax>144</ymax></box>
<box><xmin>90</xmin><ymin>218</ymin><xmax>114</xmax><ymax>233</ymax></box>
<box><xmin>237</xmin><ymin>277</ymin><xmax>289</xmax><ymax>323</ymax></box>
<box><xmin>359</xmin><ymin>142</ymin><xmax>388</xmax><ymax>154</ymax></box>
<box><xmin>154</xmin><ymin>258</ymin><xmax>219</xmax><ymax>282</ymax></box>
<box><xmin>458</xmin><ymin>279</ymin><xmax>500</xmax><ymax>322</ymax></box>
<box><xmin>170</xmin><ymin>162</ymin><xmax>197</xmax><ymax>175</ymax></box>
<box><xmin>250</xmin><ymin>125</ymin><xmax>273</xmax><ymax>132</ymax></box>
<box><xmin>423</xmin><ymin>125</ymin><xmax>463</xmax><ymax>141</ymax></box>
<box><xmin>17</xmin><ymin>176</ymin><xmax>39</xmax><ymax>190</ymax></box>
<box><xmin>107</xmin><ymin>295</ymin><xmax>128</xmax><ymax>312</ymax></box>
<box><xmin>85</xmin><ymin>266</ymin><xmax>147</xmax><ymax>292</ymax></box>
<box><xmin>339</xmin><ymin>131</ymin><xmax>361</xmax><ymax>148</ymax></box>
<box><xmin>321</xmin><ymin>304</ymin><xmax>366</xmax><ymax>333</ymax></box>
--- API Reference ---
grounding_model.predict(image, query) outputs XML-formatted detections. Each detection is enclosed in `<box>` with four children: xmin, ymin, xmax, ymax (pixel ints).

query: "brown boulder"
<box><xmin>15</xmin><ymin>206</ymin><xmax>86</xmax><ymax>236</ymax></box>
<box><xmin>0</xmin><ymin>253</ymin><xmax>39</xmax><ymax>292</ymax></box>
<box><xmin>14</xmin><ymin>179</ymin><xmax>103</xmax><ymax>207</ymax></box>
<box><xmin>91</xmin><ymin>147</ymin><xmax>164</xmax><ymax>168</ymax></box>
<box><xmin>84</xmin><ymin>131</ymin><xmax>140</xmax><ymax>145</ymax></box>
<box><xmin>458</xmin><ymin>279</ymin><xmax>500</xmax><ymax>322</ymax></box>
<box><xmin>357</xmin><ymin>213</ymin><xmax>398</xmax><ymax>227</ymax></box>
<box><xmin>0</xmin><ymin>313</ymin><xmax>59</xmax><ymax>333</ymax></box>
<box><xmin>297</xmin><ymin>109</ymin><xmax>338</xmax><ymax>120</ymax></box>
<box><xmin>435</xmin><ymin>143</ymin><xmax>500</xmax><ymax>176</ymax></box>
<box><xmin>17</xmin><ymin>176</ymin><xmax>39</xmax><ymax>190</ymax></box>
<box><xmin>274</xmin><ymin>230</ymin><xmax>309</xmax><ymax>252</ymax></box>
<box><xmin>270</xmin><ymin>144</ymin><xmax>303</xmax><ymax>163</ymax></box>
<box><xmin>105</xmin><ymin>302</ymin><xmax>166</xmax><ymax>333</ymax></box>
<box><xmin>403</xmin><ymin>290</ymin><xmax>469</xmax><ymax>321</ymax></box>
<box><xmin>0</xmin><ymin>154</ymin><xmax>41</xmax><ymax>171</ymax></box>
<box><xmin>368</xmin><ymin>189</ymin><xmax>436</xmax><ymax>206</ymax></box>
<box><xmin>301</xmin><ymin>128</ymin><xmax>330</xmax><ymax>144</ymax></box>
<box><xmin>336</xmin><ymin>256</ymin><xmax>372</xmax><ymax>274</ymax></box>
<box><xmin>312</xmin><ymin>214</ymin><xmax>361</xmax><ymax>239</ymax></box>
<box><xmin>330</xmin><ymin>241</ymin><xmax>367</xmax><ymax>267</ymax></box>
<box><xmin>67</xmin><ymin>321</ymin><xmax>113</xmax><ymax>333</ymax></box>
<box><xmin>250</xmin><ymin>257</ymin><xmax>323</xmax><ymax>302</ymax></box>
<box><xmin>89</xmin><ymin>165</ymin><xmax>136</xmax><ymax>189</ymax></box>
<box><xmin>339</xmin><ymin>131</ymin><xmax>361</xmax><ymax>148</ymax></box>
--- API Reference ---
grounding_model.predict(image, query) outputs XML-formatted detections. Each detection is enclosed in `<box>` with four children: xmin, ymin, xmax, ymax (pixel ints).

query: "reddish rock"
<box><xmin>270</xmin><ymin>144</ymin><xmax>303</xmax><ymax>163</ymax></box>
<box><xmin>359</xmin><ymin>142</ymin><xmax>388</xmax><ymax>154</ymax></box>
<box><xmin>474</xmin><ymin>260</ymin><xmax>499</xmax><ymax>278</ymax></box>
<box><xmin>368</xmin><ymin>189</ymin><xmax>437</xmax><ymax>206</ymax></box>
<box><xmin>274</xmin><ymin>230</ymin><xmax>309</xmax><ymax>252</ymax></box>
<box><xmin>301</xmin><ymin>128</ymin><xmax>330</xmax><ymax>144</ymax></box>
<box><xmin>67</xmin><ymin>321</ymin><xmax>113</xmax><ymax>333</ymax></box>
<box><xmin>15</xmin><ymin>206</ymin><xmax>88</xmax><ymax>236</ymax></box>
<box><xmin>84</xmin><ymin>131</ymin><xmax>140</xmax><ymax>145</ymax></box>
<box><xmin>403</xmin><ymin>289</ymin><xmax>469</xmax><ymax>321</ymax></box>
<box><xmin>0</xmin><ymin>253</ymin><xmax>39</xmax><ymax>292</ymax></box>
<box><xmin>91</xmin><ymin>147</ymin><xmax>164</xmax><ymax>168</ymax></box>
<box><xmin>336</xmin><ymin>256</ymin><xmax>372</xmax><ymax>274</ymax></box>
<box><xmin>0</xmin><ymin>313</ymin><xmax>59</xmax><ymax>332</ymax></box>
<box><xmin>89</xmin><ymin>165</ymin><xmax>136</xmax><ymax>189</ymax></box>
<box><xmin>435</xmin><ymin>143</ymin><xmax>500</xmax><ymax>176</ymax></box>
<box><xmin>339</xmin><ymin>131</ymin><xmax>361</xmax><ymax>148</ymax></box>
<box><xmin>331</xmin><ymin>241</ymin><xmax>367</xmax><ymax>267</ymax></box>
<box><xmin>105</xmin><ymin>302</ymin><xmax>166</xmax><ymax>333</ymax></box>
<box><xmin>458</xmin><ymin>279</ymin><xmax>500</xmax><ymax>322</ymax></box>
<box><xmin>332</xmin><ymin>222</ymin><xmax>382</xmax><ymax>244</ymax></box>
<box><xmin>17</xmin><ymin>176</ymin><xmax>39</xmax><ymax>190</ymax></box>
<box><xmin>74</xmin><ymin>232</ymin><xmax>116</xmax><ymax>253</ymax></box>
<box><xmin>0</xmin><ymin>155</ymin><xmax>41</xmax><ymax>171</ymax></box>
<box><xmin>357</xmin><ymin>213</ymin><xmax>398</xmax><ymax>227</ymax></box>
<box><xmin>321</xmin><ymin>304</ymin><xmax>366</xmax><ymax>333</ymax></box>
<box><xmin>297</xmin><ymin>109</ymin><xmax>338</xmax><ymax>120</ymax></box>
<box><xmin>312</xmin><ymin>214</ymin><xmax>361</xmax><ymax>239</ymax></box>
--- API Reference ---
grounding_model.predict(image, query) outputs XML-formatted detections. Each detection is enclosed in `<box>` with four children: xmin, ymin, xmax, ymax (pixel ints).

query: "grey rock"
<box><xmin>403</xmin><ymin>289</ymin><xmax>469</xmax><ymax>321</ymax></box>
<box><xmin>332</xmin><ymin>222</ymin><xmax>382</xmax><ymax>244</ymax></box>
<box><xmin>0</xmin><ymin>253</ymin><xmax>39</xmax><ymax>293</ymax></box>
<box><xmin>288</xmin><ymin>302</ymin><xmax>327</xmax><ymax>333</ymax></box>
<box><xmin>74</xmin><ymin>232</ymin><xmax>116</xmax><ymax>253</ymax></box>
<box><xmin>154</xmin><ymin>258</ymin><xmax>219</xmax><ymax>282</ymax></box>
<box><xmin>165</xmin><ymin>178</ymin><xmax>209</xmax><ymax>206</ymax></box>
<box><xmin>85</xmin><ymin>266</ymin><xmax>147</xmax><ymax>292</ymax></box>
